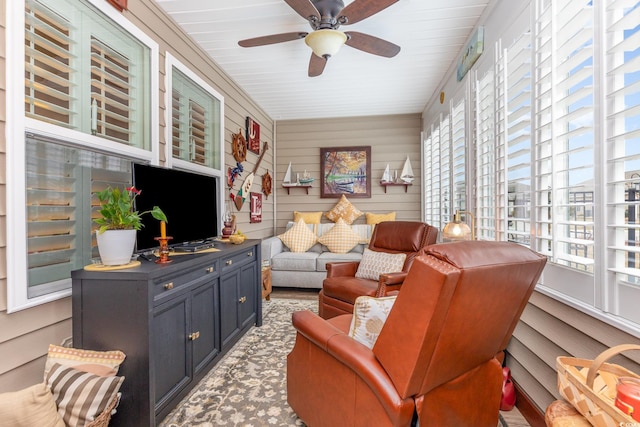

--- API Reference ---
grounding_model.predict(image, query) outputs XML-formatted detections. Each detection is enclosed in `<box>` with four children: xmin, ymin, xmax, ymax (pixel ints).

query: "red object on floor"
<box><xmin>501</xmin><ymin>366</ymin><xmax>516</xmax><ymax>411</ymax></box>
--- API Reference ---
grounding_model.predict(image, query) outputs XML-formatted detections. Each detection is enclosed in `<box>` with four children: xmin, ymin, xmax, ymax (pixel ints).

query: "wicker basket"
<box><xmin>557</xmin><ymin>344</ymin><xmax>640</xmax><ymax>427</ymax></box>
<box><xmin>86</xmin><ymin>393</ymin><xmax>119</xmax><ymax>427</ymax></box>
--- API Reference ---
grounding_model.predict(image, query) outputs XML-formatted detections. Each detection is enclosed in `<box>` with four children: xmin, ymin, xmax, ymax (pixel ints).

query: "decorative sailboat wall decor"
<box><xmin>283</xmin><ymin>162</ymin><xmax>293</xmax><ymax>185</ymax></box>
<box><xmin>381</xmin><ymin>164</ymin><xmax>392</xmax><ymax>183</ymax></box>
<box><xmin>400</xmin><ymin>156</ymin><xmax>414</xmax><ymax>183</ymax></box>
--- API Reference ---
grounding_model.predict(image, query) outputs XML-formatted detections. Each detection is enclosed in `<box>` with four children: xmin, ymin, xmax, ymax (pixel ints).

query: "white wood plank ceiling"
<box><xmin>154</xmin><ymin>0</ymin><xmax>490</xmax><ymax>120</ymax></box>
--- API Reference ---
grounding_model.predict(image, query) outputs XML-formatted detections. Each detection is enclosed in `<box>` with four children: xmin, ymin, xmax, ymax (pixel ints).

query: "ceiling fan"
<box><xmin>238</xmin><ymin>0</ymin><xmax>401</xmax><ymax>77</ymax></box>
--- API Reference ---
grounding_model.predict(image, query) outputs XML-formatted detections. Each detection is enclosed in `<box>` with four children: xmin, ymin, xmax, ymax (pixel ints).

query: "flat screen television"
<box><xmin>132</xmin><ymin>163</ymin><xmax>221</xmax><ymax>252</ymax></box>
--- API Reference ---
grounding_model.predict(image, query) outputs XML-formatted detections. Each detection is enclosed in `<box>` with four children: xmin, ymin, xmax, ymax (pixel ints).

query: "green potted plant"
<box><xmin>94</xmin><ymin>186</ymin><xmax>167</xmax><ymax>265</ymax></box>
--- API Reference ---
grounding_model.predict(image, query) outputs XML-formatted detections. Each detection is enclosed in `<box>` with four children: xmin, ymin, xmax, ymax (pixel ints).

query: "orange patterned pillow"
<box><xmin>325</xmin><ymin>195</ymin><xmax>363</xmax><ymax>225</ymax></box>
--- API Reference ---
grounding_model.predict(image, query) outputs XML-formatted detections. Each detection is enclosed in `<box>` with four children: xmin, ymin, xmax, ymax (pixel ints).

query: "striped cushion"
<box><xmin>317</xmin><ymin>218</ymin><xmax>361</xmax><ymax>253</ymax></box>
<box><xmin>46</xmin><ymin>363</ymin><xmax>124</xmax><ymax>427</ymax></box>
<box><xmin>45</xmin><ymin>344</ymin><xmax>125</xmax><ymax>378</ymax></box>
<box><xmin>278</xmin><ymin>219</ymin><xmax>318</xmax><ymax>252</ymax></box>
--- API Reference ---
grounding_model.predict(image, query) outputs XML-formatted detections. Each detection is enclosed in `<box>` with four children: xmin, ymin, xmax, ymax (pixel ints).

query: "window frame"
<box><xmin>6</xmin><ymin>0</ymin><xmax>160</xmax><ymax>312</ymax></box>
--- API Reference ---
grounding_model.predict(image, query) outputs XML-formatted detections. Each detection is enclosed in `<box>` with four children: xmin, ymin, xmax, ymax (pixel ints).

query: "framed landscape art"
<box><xmin>320</xmin><ymin>146</ymin><xmax>371</xmax><ymax>198</ymax></box>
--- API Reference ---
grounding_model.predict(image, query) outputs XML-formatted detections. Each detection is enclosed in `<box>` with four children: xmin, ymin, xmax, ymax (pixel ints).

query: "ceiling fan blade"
<box><xmin>345</xmin><ymin>31</ymin><xmax>400</xmax><ymax>57</ymax></box>
<box><xmin>239</xmin><ymin>32</ymin><xmax>308</xmax><ymax>47</ymax></box>
<box><xmin>339</xmin><ymin>0</ymin><xmax>399</xmax><ymax>25</ymax></box>
<box><xmin>284</xmin><ymin>0</ymin><xmax>320</xmax><ymax>21</ymax></box>
<box><xmin>308</xmin><ymin>53</ymin><xmax>327</xmax><ymax>77</ymax></box>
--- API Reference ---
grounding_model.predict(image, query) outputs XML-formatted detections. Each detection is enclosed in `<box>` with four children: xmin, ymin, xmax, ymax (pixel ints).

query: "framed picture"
<box><xmin>320</xmin><ymin>146</ymin><xmax>371</xmax><ymax>198</ymax></box>
<box><xmin>246</xmin><ymin>117</ymin><xmax>261</xmax><ymax>154</ymax></box>
<box><xmin>250</xmin><ymin>192</ymin><xmax>262</xmax><ymax>223</ymax></box>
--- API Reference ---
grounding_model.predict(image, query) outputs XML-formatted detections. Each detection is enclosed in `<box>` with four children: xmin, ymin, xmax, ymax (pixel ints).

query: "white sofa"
<box><xmin>261</xmin><ymin>222</ymin><xmax>373</xmax><ymax>289</ymax></box>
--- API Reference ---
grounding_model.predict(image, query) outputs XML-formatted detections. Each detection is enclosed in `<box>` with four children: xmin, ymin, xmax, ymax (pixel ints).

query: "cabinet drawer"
<box><xmin>221</xmin><ymin>248</ymin><xmax>256</xmax><ymax>272</ymax></box>
<box><xmin>153</xmin><ymin>260</ymin><xmax>219</xmax><ymax>301</ymax></box>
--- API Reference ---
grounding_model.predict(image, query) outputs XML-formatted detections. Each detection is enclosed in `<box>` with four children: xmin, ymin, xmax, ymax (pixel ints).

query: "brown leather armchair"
<box><xmin>319</xmin><ymin>221</ymin><xmax>438</xmax><ymax>319</ymax></box>
<box><xmin>287</xmin><ymin>241</ymin><xmax>547</xmax><ymax>427</ymax></box>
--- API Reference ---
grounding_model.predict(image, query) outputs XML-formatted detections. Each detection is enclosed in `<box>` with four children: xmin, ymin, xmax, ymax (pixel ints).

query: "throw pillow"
<box><xmin>293</xmin><ymin>211</ymin><xmax>323</xmax><ymax>224</ymax></box>
<box><xmin>365</xmin><ymin>211</ymin><xmax>396</xmax><ymax>225</ymax></box>
<box><xmin>46</xmin><ymin>363</ymin><xmax>124</xmax><ymax>427</ymax></box>
<box><xmin>355</xmin><ymin>248</ymin><xmax>407</xmax><ymax>280</ymax></box>
<box><xmin>325</xmin><ymin>195</ymin><xmax>363</xmax><ymax>225</ymax></box>
<box><xmin>348</xmin><ymin>296</ymin><xmax>397</xmax><ymax>349</ymax></box>
<box><xmin>278</xmin><ymin>219</ymin><xmax>318</xmax><ymax>252</ymax></box>
<box><xmin>317</xmin><ymin>218</ymin><xmax>361</xmax><ymax>253</ymax></box>
<box><xmin>0</xmin><ymin>383</ymin><xmax>65</xmax><ymax>427</ymax></box>
<box><xmin>44</xmin><ymin>344</ymin><xmax>126</xmax><ymax>378</ymax></box>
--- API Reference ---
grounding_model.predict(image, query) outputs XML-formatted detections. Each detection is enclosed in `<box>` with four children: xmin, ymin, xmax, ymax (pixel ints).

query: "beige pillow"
<box><xmin>355</xmin><ymin>248</ymin><xmax>407</xmax><ymax>280</ymax></box>
<box><xmin>44</xmin><ymin>344</ymin><xmax>126</xmax><ymax>378</ymax></box>
<box><xmin>348</xmin><ymin>296</ymin><xmax>397</xmax><ymax>349</ymax></box>
<box><xmin>0</xmin><ymin>383</ymin><xmax>65</xmax><ymax>427</ymax></box>
<box><xmin>325</xmin><ymin>195</ymin><xmax>363</xmax><ymax>225</ymax></box>
<box><xmin>278</xmin><ymin>219</ymin><xmax>318</xmax><ymax>252</ymax></box>
<box><xmin>365</xmin><ymin>211</ymin><xmax>396</xmax><ymax>225</ymax></box>
<box><xmin>293</xmin><ymin>211</ymin><xmax>323</xmax><ymax>224</ymax></box>
<box><xmin>46</xmin><ymin>363</ymin><xmax>124</xmax><ymax>427</ymax></box>
<box><xmin>317</xmin><ymin>218</ymin><xmax>361</xmax><ymax>253</ymax></box>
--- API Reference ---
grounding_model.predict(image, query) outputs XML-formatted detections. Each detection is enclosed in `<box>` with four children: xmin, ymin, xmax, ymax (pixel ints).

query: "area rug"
<box><xmin>159</xmin><ymin>296</ymin><xmax>512</xmax><ymax>427</ymax></box>
<box><xmin>159</xmin><ymin>297</ymin><xmax>314</xmax><ymax>427</ymax></box>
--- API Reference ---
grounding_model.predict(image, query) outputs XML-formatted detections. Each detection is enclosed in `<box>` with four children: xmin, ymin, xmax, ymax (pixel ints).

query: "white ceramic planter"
<box><xmin>96</xmin><ymin>229</ymin><xmax>136</xmax><ymax>265</ymax></box>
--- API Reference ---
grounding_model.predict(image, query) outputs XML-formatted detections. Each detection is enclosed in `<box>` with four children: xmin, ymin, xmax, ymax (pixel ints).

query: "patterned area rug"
<box><xmin>160</xmin><ymin>297</ymin><xmax>315</xmax><ymax>427</ymax></box>
<box><xmin>159</xmin><ymin>296</ymin><xmax>512</xmax><ymax>427</ymax></box>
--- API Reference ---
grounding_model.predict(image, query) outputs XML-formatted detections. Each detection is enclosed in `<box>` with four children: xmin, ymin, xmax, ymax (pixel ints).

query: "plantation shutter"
<box><xmin>605</xmin><ymin>1</ymin><xmax>640</xmax><ymax>322</ymax></box>
<box><xmin>441</xmin><ymin>114</ymin><xmax>453</xmax><ymax>224</ymax></box>
<box><xmin>475</xmin><ymin>68</ymin><xmax>496</xmax><ymax>240</ymax></box>
<box><xmin>424</xmin><ymin>122</ymin><xmax>444</xmax><ymax>230</ymax></box>
<box><xmin>451</xmin><ymin>98</ymin><xmax>467</xmax><ymax>213</ymax></box>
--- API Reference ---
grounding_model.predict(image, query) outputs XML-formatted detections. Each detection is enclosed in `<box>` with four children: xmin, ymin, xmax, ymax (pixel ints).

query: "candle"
<box><xmin>615</xmin><ymin>377</ymin><xmax>640</xmax><ymax>421</ymax></box>
<box><xmin>160</xmin><ymin>221</ymin><xmax>167</xmax><ymax>239</ymax></box>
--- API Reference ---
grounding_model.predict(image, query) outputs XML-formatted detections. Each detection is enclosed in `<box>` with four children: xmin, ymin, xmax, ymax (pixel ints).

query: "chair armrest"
<box><xmin>261</xmin><ymin>236</ymin><xmax>284</xmax><ymax>261</ymax></box>
<box><xmin>291</xmin><ymin>310</ymin><xmax>414</xmax><ymax>424</ymax></box>
<box><xmin>375</xmin><ymin>272</ymin><xmax>408</xmax><ymax>297</ymax></box>
<box><xmin>326</xmin><ymin>261</ymin><xmax>360</xmax><ymax>278</ymax></box>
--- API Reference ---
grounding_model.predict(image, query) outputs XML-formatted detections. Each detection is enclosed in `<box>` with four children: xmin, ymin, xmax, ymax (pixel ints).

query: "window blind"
<box><xmin>475</xmin><ymin>68</ymin><xmax>496</xmax><ymax>240</ymax></box>
<box><xmin>451</xmin><ymin>98</ymin><xmax>467</xmax><ymax>212</ymax></box>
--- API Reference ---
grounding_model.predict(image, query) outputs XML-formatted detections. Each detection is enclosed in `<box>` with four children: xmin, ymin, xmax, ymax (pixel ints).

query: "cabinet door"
<box><xmin>191</xmin><ymin>279</ymin><xmax>219</xmax><ymax>376</ymax></box>
<box><xmin>152</xmin><ymin>293</ymin><xmax>191</xmax><ymax>412</ymax></box>
<box><xmin>239</xmin><ymin>263</ymin><xmax>257</xmax><ymax>329</ymax></box>
<box><xmin>220</xmin><ymin>272</ymin><xmax>240</xmax><ymax>348</ymax></box>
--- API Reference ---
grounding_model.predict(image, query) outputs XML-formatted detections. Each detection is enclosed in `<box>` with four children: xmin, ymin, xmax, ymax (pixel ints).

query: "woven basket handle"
<box><xmin>586</xmin><ymin>344</ymin><xmax>640</xmax><ymax>388</ymax></box>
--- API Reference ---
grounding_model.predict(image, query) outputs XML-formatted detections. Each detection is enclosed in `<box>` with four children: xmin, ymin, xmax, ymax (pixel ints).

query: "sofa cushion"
<box><xmin>348</xmin><ymin>295</ymin><xmax>397</xmax><ymax>349</ymax></box>
<box><xmin>365</xmin><ymin>211</ymin><xmax>396</xmax><ymax>225</ymax></box>
<box><xmin>355</xmin><ymin>248</ymin><xmax>407</xmax><ymax>280</ymax></box>
<box><xmin>317</xmin><ymin>218</ymin><xmax>361</xmax><ymax>253</ymax></box>
<box><xmin>293</xmin><ymin>211</ymin><xmax>323</xmax><ymax>224</ymax></box>
<box><xmin>316</xmin><ymin>251</ymin><xmax>363</xmax><ymax>272</ymax></box>
<box><xmin>325</xmin><ymin>195</ymin><xmax>363</xmax><ymax>225</ymax></box>
<box><xmin>271</xmin><ymin>251</ymin><xmax>319</xmax><ymax>271</ymax></box>
<box><xmin>0</xmin><ymin>383</ymin><xmax>65</xmax><ymax>427</ymax></box>
<box><xmin>278</xmin><ymin>219</ymin><xmax>318</xmax><ymax>252</ymax></box>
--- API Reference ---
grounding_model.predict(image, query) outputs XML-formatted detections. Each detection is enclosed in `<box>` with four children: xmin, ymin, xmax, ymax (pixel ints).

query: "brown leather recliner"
<box><xmin>319</xmin><ymin>221</ymin><xmax>438</xmax><ymax>319</ymax></box>
<box><xmin>287</xmin><ymin>240</ymin><xmax>547</xmax><ymax>427</ymax></box>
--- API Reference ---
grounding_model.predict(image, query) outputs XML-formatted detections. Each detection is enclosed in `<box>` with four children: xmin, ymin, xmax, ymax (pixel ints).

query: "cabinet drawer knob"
<box><xmin>206</xmin><ymin>266</ymin><xmax>215</xmax><ymax>273</ymax></box>
<box><xmin>164</xmin><ymin>282</ymin><xmax>174</xmax><ymax>290</ymax></box>
<box><xmin>247</xmin><ymin>251</ymin><xmax>253</xmax><ymax>257</ymax></box>
<box><xmin>226</xmin><ymin>259</ymin><xmax>233</xmax><ymax>266</ymax></box>
<box><xmin>238</xmin><ymin>296</ymin><xmax>247</xmax><ymax>304</ymax></box>
<box><xmin>188</xmin><ymin>331</ymin><xmax>200</xmax><ymax>341</ymax></box>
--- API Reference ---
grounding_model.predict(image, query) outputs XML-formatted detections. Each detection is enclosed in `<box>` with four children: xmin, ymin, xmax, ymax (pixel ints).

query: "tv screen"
<box><xmin>132</xmin><ymin>163</ymin><xmax>220</xmax><ymax>252</ymax></box>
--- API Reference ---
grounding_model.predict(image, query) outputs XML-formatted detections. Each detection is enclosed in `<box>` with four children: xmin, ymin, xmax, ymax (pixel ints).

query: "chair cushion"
<box><xmin>348</xmin><ymin>296</ymin><xmax>397</xmax><ymax>348</ymax></box>
<box><xmin>0</xmin><ymin>383</ymin><xmax>65</xmax><ymax>427</ymax></box>
<box><xmin>325</xmin><ymin>195</ymin><xmax>363</xmax><ymax>224</ymax></box>
<box><xmin>271</xmin><ymin>251</ymin><xmax>319</xmax><ymax>271</ymax></box>
<box><xmin>323</xmin><ymin>276</ymin><xmax>380</xmax><ymax>304</ymax></box>
<box><xmin>278</xmin><ymin>219</ymin><xmax>318</xmax><ymax>252</ymax></box>
<box><xmin>46</xmin><ymin>363</ymin><xmax>124</xmax><ymax>427</ymax></box>
<box><xmin>318</xmin><ymin>218</ymin><xmax>361</xmax><ymax>253</ymax></box>
<box><xmin>355</xmin><ymin>248</ymin><xmax>407</xmax><ymax>280</ymax></box>
<box><xmin>44</xmin><ymin>344</ymin><xmax>126</xmax><ymax>378</ymax></box>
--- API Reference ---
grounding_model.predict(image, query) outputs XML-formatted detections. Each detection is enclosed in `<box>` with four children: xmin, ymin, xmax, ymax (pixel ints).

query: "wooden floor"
<box><xmin>270</xmin><ymin>287</ymin><xmax>531</xmax><ymax>426</ymax></box>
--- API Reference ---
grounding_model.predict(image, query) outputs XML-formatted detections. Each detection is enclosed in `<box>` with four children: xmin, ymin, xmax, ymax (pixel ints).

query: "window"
<box><xmin>166</xmin><ymin>53</ymin><xmax>224</xmax><ymax>173</ymax></box>
<box><xmin>423</xmin><ymin>0</ymin><xmax>640</xmax><ymax>333</ymax></box>
<box><xmin>7</xmin><ymin>0</ymin><xmax>159</xmax><ymax>312</ymax></box>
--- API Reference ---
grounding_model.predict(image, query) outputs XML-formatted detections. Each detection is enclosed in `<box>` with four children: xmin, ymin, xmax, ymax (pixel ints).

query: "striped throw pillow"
<box><xmin>46</xmin><ymin>363</ymin><xmax>124</xmax><ymax>427</ymax></box>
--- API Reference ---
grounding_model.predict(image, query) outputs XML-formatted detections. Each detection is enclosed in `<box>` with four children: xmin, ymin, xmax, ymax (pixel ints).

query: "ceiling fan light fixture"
<box><xmin>305</xmin><ymin>29</ymin><xmax>347</xmax><ymax>58</ymax></box>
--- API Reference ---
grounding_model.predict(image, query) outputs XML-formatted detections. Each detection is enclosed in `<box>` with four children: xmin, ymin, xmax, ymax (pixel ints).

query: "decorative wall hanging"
<box><xmin>262</xmin><ymin>171</ymin><xmax>272</xmax><ymax>198</ymax></box>
<box><xmin>246</xmin><ymin>117</ymin><xmax>261</xmax><ymax>154</ymax></box>
<box><xmin>457</xmin><ymin>26</ymin><xmax>484</xmax><ymax>81</ymax></box>
<box><xmin>320</xmin><ymin>146</ymin><xmax>371</xmax><ymax>198</ymax></box>
<box><xmin>234</xmin><ymin>141</ymin><xmax>269</xmax><ymax>210</ymax></box>
<box><xmin>227</xmin><ymin>162</ymin><xmax>243</xmax><ymax>188</ymax></box>
<box><xmin>250</xmin><ymin>192</ymin><xmax>262</xmax><ymax>223</ymax></box>
<box><xmin>232</xmin><ymin>129</ymin><xmax>247</xmax><ymax>162</ymax></box>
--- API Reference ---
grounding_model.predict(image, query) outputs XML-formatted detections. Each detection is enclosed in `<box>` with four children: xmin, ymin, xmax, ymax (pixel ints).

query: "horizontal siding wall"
<box><xmin>0</xmin><ymin>0</ymin><xmax>274</xmax><ymax>392</ymax></box>
<box><xmin>274</xmin><ymin>114</ymin><xmax>422</xmax><ymax>234</ymax></box>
